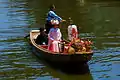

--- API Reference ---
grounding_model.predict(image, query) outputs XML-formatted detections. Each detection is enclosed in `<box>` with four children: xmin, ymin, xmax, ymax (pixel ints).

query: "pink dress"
<box><xmin>48</xmin><ymin>28</ymin><xmax>62</xmax><ymax>52</ymax></box>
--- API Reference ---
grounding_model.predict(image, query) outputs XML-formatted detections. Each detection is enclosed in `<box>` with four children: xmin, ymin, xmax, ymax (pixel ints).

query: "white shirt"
<box><xmin>68</xmin><ymin>24</ymin><xmax>78</xmax><ymax>40</ymax></box>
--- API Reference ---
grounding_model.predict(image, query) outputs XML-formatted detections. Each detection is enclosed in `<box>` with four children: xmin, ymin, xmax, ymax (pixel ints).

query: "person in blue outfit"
<box><xmin>45</xmin><ymin>4</ymin><xmax>66</xmax><ymax>34</ymax></box>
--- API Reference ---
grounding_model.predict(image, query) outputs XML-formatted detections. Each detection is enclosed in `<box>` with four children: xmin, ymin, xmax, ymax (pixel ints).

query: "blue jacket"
<box><xmin>46</xmin><ymin>10</ymin><xmax>62</xmax><ymax>22</ymax></box>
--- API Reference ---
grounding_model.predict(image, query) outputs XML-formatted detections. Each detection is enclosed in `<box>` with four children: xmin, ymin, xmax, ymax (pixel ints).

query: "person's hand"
<box><xmin>62</xmin><ymin>20</ymin><xmax>66</xmax><ymax>22</ymax></box>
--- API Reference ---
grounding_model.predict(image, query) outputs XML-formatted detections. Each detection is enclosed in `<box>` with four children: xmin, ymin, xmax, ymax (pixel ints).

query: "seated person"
<box><xmin>35</xmin><ymin>28</ymin><xmax>48</xmax><ymax>45</ymax></box>
<box><xmin>48</xmin><ymin>20</ymin><xmax>62</xmax><ymax>52</ymax></box>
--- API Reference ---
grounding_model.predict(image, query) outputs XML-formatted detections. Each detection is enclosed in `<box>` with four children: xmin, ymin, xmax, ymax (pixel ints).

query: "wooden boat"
<box><xmin>29</xmin><ymin>30</ymin><xmax>93</xmax><ymax>66</ymax></box>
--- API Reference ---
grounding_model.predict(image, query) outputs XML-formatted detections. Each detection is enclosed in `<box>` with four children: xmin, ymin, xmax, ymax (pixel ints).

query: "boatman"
<box><xmin>45</xmin><ymin>4</ymin><xmax>66</xmax><ymax>34</ymax></box>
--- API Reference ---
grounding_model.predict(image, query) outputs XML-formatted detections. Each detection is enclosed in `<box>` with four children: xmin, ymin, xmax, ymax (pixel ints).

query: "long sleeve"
<box><xmin>57</xmin><ymin>28</ymin><xmax>62</xmax><ymax>40</ymax></box>
<box><xmin>47</xmin><ymin>11</ymin><xmax>62</xmax><ymax>22</ymax></box>
<box><xmin>68</xmin><ymin>25</ymin><xmax>72</xmax><ymax>40</ymax></box>
<box><xmin>48</xmin><ymin>29</ymin><xmax>54</xmax><ymax>41</ymax></box>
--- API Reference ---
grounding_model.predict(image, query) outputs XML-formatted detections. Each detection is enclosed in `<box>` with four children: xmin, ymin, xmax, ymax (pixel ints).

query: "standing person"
<box><xmin>48</xmin><ymin>20</ymin><xmax>62</xmax><ymax>53</ymax></box>
<box><xmin>68</xmin><ymin>17</ymin><xmax>78</xmax><ymax>41</ymax></box>
<box><xmin>45</xmin><ymin>4</ymin><xmax>65</xmax><ymax>34</ymax></box>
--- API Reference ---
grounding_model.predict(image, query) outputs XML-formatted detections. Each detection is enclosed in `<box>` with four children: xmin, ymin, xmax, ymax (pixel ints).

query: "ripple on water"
<box><xmin>0</xmin><ymin>0</ymin><xmax>120</xmax><ymax>80</ymax></box>
<box><xmin>0</xmin><ymin>52</ymin><xmax>45</xmax><ymax>79</ymax></box>
<box><xmin>89</xmin><ymin>47</ymin><xmax>120</xmax><ymax>80</ymax></box>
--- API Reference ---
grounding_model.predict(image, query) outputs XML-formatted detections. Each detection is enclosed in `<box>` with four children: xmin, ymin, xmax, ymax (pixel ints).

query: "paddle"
<box><xmin>24</xmin><ymin>34</ymin><xmax>30</xmax><ymax>38</ymax></box>
<box><xmin>23</xmin><ymin>18</ymin><xmax>66</xmax><ymax>39</ymax></box>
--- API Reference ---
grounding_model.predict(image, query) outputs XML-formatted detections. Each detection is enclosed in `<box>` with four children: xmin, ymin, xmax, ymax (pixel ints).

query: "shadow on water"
<box><xmin>57</xmin><ymin>63</ymin><xmax>90</xmax><ymax>75</ymax></box>
<box><xmin>32</xmin><ymin>53</ymin><xmax>93</xmax><ymax>80</ymax></box>
<box><xmin>31</xmin><ymin>52</ymin><xmax>92</xmax><ymax>75</ymax></box>
<box><xmin>41</xmin><ymin>66</ymin><xmax>93</xmax><ymax>80</ymax></box>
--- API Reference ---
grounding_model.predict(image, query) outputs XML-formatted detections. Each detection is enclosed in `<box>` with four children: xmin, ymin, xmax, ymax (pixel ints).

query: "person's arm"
<box><xmin>57</xmin><ymin>28</ymin><xmax>62</xmax><ymax>40</ymax></box>
<box><xmin>68</xmin><ymin>25</ymin><xmax>72</xmax><ymax>40</ymax></box>
<box><xmin>48</xmin><ymin>29</ymin><xmax>54</xmax><ymax>41</ymax></box>
<box><xmin>49</xmin><ymin>11</ymin><xmax>62</xmax><ymax>21</ymax></box>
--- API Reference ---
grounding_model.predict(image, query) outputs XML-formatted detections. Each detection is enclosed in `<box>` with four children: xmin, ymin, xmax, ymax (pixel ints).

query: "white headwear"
<box><xmin>51</xmin><ymin>19</ymin><xmax>59</xmax><ymax>25</ymax></box>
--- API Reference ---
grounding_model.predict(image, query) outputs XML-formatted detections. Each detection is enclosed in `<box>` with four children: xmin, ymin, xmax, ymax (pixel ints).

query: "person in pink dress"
<box><xmin>48</xmin><ymin>20</ymin><xmax>62</xmax><ymax>53</ymax></box>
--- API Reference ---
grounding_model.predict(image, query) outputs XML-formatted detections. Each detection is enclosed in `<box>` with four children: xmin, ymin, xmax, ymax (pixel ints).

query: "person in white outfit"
<box><xmin>68</xmin><ymin>18</ymin><xmax>78</xmax><ymax>41</ymax></box>
<box><xmin>48</xmin><ymin>20</ymin><xmax>62</xmax><ymax>53</ymax></box>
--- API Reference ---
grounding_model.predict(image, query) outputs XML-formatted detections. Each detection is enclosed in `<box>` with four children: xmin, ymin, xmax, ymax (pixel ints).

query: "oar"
<box><xmin>23</xmin><ymin>18</ymin><xmax>66</xmax><ymax>38</ymax></box>
<box><xmin>24</xmin><ymin>34</ymin><xmax>30</xmax><ymax>38</ymax></box>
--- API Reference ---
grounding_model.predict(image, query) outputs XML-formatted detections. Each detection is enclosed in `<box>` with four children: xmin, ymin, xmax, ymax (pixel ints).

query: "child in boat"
<box><xmin>35</xmin><ymin>28</ymin><xmax>48</xmax><ymax>45</ymax></box>
<box><xmin>68</xmin><ymin>17</ymin><xmax>78</xmax><ymax>41</ymax></box>
<box><xmin>48</xmin><ymin>20</ymin><xmax>62</xmax><ymax>52</ymax></box>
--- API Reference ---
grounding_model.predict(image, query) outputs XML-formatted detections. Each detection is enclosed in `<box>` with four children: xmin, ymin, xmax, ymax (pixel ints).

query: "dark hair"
<box><xmin>39</xmin><ymin>27</ymin><xmax>44</xmax><ymax>32</ymax></box>
<box><xmin>68</xmin><ymin>17</ymin><xmax>73</xmax><ymax>25</ymax></box>
<box><xmin>50</xmin><ymin>4</ymin><xmax>55</xmax><ymax>11</ymax></box>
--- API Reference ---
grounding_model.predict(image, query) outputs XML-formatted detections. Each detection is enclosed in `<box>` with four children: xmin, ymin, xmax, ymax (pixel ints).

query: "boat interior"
<box><xmin>30</xmin><ymin>30</ymin><xmax>93</xmax><ymax>54</ymax></box>
<box><xmin>30</xmin><ymin>30</ymin><xmax>48</xmax><ymax>49</ymax></box>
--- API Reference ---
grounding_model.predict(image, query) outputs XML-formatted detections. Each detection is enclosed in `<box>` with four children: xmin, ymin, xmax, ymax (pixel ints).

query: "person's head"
<box><xmin>39</xmin><ymin>27</ymin><xmax>45</xmax><ymax>32</ymax></box>
<box><xmin>53</xmin><ymin>24</ymin><xmax>59</xmax><ymax>28</ymax></box>
<box><xmin>50</xmin><ymin>4</ymin><xmax>55</xmax><ymax>11</ymax></box>
<box><xmin>68</xmin><ymin>17</ymin><xmax>73</xmax><ymax>25</ymax></box>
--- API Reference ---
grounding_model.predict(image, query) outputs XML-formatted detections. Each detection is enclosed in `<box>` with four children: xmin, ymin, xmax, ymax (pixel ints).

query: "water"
<box><xmin>0</xmin><ymin>0</ymin><xmax>120</xmax><ymax>80</ymax></box>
